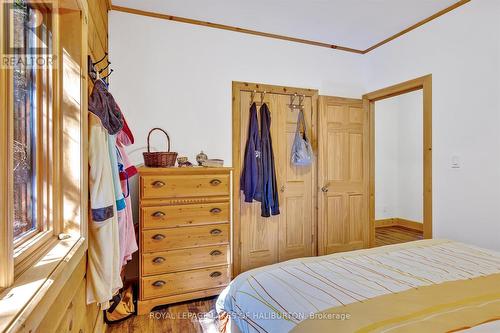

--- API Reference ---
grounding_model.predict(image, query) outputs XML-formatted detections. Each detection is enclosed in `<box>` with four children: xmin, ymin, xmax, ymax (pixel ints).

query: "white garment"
<box><xmin>87</xmin><ymin>113</ymin><xmax>123</xmax><ymax>309</ymax></box>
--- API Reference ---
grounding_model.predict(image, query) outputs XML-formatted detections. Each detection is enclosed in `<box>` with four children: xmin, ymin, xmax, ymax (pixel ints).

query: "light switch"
<box><xmin>451</xmin><ymin>155</ymin><xmax>461</xmax><ymax>169</ymax></box>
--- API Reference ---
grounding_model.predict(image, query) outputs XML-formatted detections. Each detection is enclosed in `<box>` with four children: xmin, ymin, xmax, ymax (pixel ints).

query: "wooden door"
<box><xmin>276</xmin><ymin>95</ymin><xmax>314</xmax><ymax>262</ymax></box>
<box><xmin>239</xmin><ymin>92</ymin><xmax>279</xmax><ymax>271</ymax></box>
<box><xmin>318</xmin><ymin>96</ymin><xmax>369</xmax><ymax>255</ymax></box>
<box><xmin>237</xmin><ymin>86</ymin><xmax>316</xmax><ymax>273</ymax></box>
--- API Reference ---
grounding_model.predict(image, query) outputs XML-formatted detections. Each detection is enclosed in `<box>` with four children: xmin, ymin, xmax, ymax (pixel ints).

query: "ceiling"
<box><xmin>111</xmin><ymin>0</ymin><xmax>463</xmax><ymax>51</ymax></box>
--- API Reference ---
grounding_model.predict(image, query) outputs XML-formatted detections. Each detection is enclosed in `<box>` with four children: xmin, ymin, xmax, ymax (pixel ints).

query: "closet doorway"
<box><xmin>363</xmin><ymin>75</ymin><xmax>433</xmax><ymax>247</ymax></box>
<box><xmin>232</xmin><ymin>82</ymin><xmax>318</xmax><ymax>275</ymax></box>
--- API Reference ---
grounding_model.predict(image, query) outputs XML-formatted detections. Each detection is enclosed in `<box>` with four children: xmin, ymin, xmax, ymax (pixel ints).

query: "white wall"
<box><xmin>108</xmin><ymin>10</ymin><xmax>366</xmax><ymax>226</ymax></box>
<box><xmin>109</xmin><ymin>0</ymin><xmax>500</xmax><ymax>251</ymax></box>
<box><xmin>108</xmin><ymin>11</ymin><xmax>365</xmax><ymax>166</ymax></box>
<box><xmin>375</xmin><ymin>90</ymin><xmax>423</xmax><ymax>222</ymax></box>
<box><xmin>365</xmin><ymin>0</ymin><xmax>500</xmax><ymax>250</ymax></box>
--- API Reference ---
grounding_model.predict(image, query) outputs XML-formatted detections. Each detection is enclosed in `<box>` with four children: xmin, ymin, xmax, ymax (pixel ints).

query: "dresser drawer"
<box><xmin>142</xmin><ymin>202</ymin><xmax>230</xmax><ymax>229</ymax></box>
<box><xmin>141</xmin><ymin>174</ymin><xmax>230</xmax><ymax>199</ymax></box>
<box><xmin>141</xmin><ymin>265</ymin><xmax>230</xmax><ymax>300</ymax></box>
<box><xmin>142</xmin><ymin>224</ymin><xmax>229</xmax><ymax>252</ymax></box>
<box><xmin>142</xmin><ymin>245</ymin><xmax>229</xmax><ymax>276</ymax></box>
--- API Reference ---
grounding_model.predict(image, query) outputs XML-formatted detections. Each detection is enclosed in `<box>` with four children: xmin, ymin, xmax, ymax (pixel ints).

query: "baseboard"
<box><xmin>375</xmin><ymin>218</ymin><xmax>423</xmax><ymax>232</ymax></box>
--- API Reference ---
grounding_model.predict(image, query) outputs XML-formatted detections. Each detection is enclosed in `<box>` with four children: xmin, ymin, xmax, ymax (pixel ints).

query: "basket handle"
<box><xmin>147</xmin><ymin>128</ymin><xmax>171</xmax><ymax>153</ymax></box>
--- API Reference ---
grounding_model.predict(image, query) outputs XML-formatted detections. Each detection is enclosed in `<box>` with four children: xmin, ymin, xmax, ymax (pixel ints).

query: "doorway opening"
<box><xmin>363</xmin><ymin>75</ymin><xmax>432</xmax><ymax>247</ymax></box>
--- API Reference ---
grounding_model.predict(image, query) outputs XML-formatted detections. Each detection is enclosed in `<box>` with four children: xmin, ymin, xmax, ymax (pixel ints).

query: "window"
<box><xmin>12</xmin><ymin>2</ymin><xmax>54</xmax><ymax>251</ymax></box>
<box><xmin>13</xmin><ymin>3</ymin><xmax>39</xmax><ymax>242</ymax></box>
<box><xmin>1</xmin><ymin>0</ymin><xmax>62</xmax><ymax>284</ymax></box>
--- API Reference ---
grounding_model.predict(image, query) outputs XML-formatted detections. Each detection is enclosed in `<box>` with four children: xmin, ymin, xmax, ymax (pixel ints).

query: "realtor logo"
<box><xmin>2</xmin><ymin>0</ymin><xmax>56</xmax><ymax>68</ymax></box>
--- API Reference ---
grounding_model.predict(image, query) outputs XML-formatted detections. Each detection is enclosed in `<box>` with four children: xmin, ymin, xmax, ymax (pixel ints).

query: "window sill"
<box><xmin>0</xmin><ymin>236</ymin><xmax>87</xmax><ymax>333</ymax></box>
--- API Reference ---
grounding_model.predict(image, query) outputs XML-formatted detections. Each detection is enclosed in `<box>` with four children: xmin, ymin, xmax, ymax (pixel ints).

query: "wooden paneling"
<box><xmin>234</xmin><ymin>83</ymin><xmax>318</xmax><ymax>274</ymax></box>
<box><xmin>318</xmin><ymin>96</ymin><xmax>369</xmax><ymax>255</ymax></box>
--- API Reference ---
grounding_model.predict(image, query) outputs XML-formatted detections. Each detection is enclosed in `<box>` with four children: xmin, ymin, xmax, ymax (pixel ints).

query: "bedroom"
<box><xmin>1</xmin><ymin>0</ymin><xmax>500</xmax><ymax>332</ymax></box>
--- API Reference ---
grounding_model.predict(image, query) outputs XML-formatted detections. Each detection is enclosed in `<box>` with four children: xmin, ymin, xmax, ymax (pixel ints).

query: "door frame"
<box><xmin>362</xmin><ymin>74</ymin><xmax>433</xmax><ymax>247</ymax></box>
<box><xmin>231</xmin><ymin>81</ymin><xmax>318</xmax><ymax>277</ymax></box>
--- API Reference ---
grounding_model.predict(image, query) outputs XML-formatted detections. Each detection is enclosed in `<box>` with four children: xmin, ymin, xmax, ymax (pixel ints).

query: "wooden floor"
<box><xmin>107</xmin><ymin>297</ymin><xmax>218</xmax><ymax>333</ymax></box>
<box><xmin>375</xmin><ymin>226</ymin><xmax>423</xmax><ymax>247</ymax></box>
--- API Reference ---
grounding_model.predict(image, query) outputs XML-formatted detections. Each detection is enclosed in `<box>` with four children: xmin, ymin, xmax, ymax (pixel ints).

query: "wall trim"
<box><xmin>375</xmin><ymin>218</ymin><xmax>424</xmax><ymax>232</ymax></box>
<box><xmin>110</xmin><ymin>0</ymin><xmax>470</xmax><ymax>54</ymax></box>
<box><xmin>363</xmin><ymin>74</ymin><xmax>432</xmax><ymax>247</ymax></box>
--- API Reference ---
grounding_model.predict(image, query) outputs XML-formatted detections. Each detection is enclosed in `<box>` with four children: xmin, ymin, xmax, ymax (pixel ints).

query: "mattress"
<box><xmin>217</xmin><ymin>239</ymin><xmax>500</xmax><ymax>333</ymax></box>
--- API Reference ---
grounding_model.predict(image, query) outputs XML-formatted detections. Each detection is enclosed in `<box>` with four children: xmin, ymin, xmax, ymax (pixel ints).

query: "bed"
<box><xmin>216</xmin><ymin>239</ymin><xmax>500</xmax><ymax>333</ymax></box>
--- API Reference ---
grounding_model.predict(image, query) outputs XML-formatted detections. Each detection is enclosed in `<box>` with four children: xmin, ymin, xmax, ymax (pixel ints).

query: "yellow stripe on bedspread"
<box><xmin>291</xmin><ymin>273</ymin><xmax>500</xmax><ymax>333</ymax></box>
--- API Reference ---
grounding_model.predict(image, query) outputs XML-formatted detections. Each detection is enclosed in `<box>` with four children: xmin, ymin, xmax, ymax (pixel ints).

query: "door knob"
<box><xmin>321</xmin><ymin>186</ymin><xmax>329</xmax><ymax>192</ymax></box>
<box><xmin>280</xmin><ymin>185</ymin><xmax>285</xmax><ymax>193</ymax></box>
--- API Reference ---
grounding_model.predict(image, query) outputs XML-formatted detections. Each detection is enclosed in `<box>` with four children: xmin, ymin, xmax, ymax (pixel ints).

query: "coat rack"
<box><xmin>250</xmin><ymin>89</ymin><xmax>267</xmax><ymax>107</ymax></box>
<box><xmin>288</xmin><ymin>93</ymin><xmax>305</xmax><ymax>111</ymax></box>
<box><xmin>88</xmin><ymin>52</ymin><xmax>113</xmax><ymax>84</ymax></box>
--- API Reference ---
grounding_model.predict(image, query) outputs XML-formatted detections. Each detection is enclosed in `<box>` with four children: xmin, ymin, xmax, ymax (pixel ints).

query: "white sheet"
<box><xmin>217</xmin><ymin>240</ymin><xmax>500</xmax><ymax>333</ymax></box>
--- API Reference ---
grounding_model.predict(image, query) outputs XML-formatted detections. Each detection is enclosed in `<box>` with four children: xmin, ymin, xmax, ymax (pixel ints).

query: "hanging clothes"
<box><xmin>87</xmin><ymin>78</ymin><xmax>125</xmax><ymax>309</ymax></box>
<box><xmin>116</xmin><ymin>117</ymin><xmax>138</xmax><ymax>267</ymax></box>
<box><xmin>87</xmin><ymin>113</ymin><xmax>123</xmax><ymax>310</ymax></box>
<box><xmin>88</xmin><ymin>80</ymin><xmax>123</xmax><ymax>135</ymax></box>
<box><xmin>240</xmin><ymin>102</ymin><xmax>262</xmax><ymax>203</ymax></box>
<box><xmin>260</xmin><ymin>103</ymin><xmax>280</xmax><ymax>217</ymax></box>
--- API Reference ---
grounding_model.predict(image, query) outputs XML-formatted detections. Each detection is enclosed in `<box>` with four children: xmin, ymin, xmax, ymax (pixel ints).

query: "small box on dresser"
<box><xmin>137</xmin><ymin>167</ymin><xmax>232</xmax><ymax>315</ymax></box>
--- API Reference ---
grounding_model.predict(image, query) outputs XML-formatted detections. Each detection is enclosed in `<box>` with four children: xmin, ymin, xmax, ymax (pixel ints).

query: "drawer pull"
<box><xmin>152</xmin><ymin>234</ymin><xmax>165</xmax><ymax>241</ymax></box>
<box><xmin>152</xmin><ymin>211</ymin><xmax>166</xmax><ymax>218</ymax></box>
<box><xmin>210</xmin><ymin>229</ymin><xmax>222</xmax><ymax>235</ymax></box>
<box><xmin>152</xmin><ymin>181</ymin><xmax>166</xmax><ymax>188</ymax></box>
<box><xmin>152</xmin><ymin>280</ymin><xmax>166</xmax><ymax>287</ymax></box>
<box><xmin>210</xmin><ymin>208</ymin><xmax>222</xmax><ymax>214</ymax></box>
<box><xmin>210</xmin><ymin>179</ymin><xmax>222</xmax><ymax>186</ymax></box>
<box><xmin>152</xmin><ymin>257</ymin><xmax>165</xmax><ymax>264</ymax></box>
<box><xmin>210</xmin><ymin>271</ymin><xmax>222</xmax><ymax>278</ymax></box>
<box><xmin>210</xmin><ymin>250</ymin><xmax>222</xmax><ymax>256</ymax></box>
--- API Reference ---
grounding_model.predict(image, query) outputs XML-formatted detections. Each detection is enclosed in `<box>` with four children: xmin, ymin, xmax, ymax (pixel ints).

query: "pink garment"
<box><xmin>116</xmin><ymin>130</ymin><xmax>138</xmax><ymax>267</ymax></box>
<box><xmin>119</xmin><ymin>175</ymin><xmax>137</xmax><ymax>266</ymax></box>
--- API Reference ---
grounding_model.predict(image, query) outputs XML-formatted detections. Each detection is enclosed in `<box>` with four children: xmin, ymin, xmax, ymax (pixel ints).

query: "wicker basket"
<box><xmin>143</xmin><ymin>128</ymin><xmax>178</xmax><ymax>167</ymax></box>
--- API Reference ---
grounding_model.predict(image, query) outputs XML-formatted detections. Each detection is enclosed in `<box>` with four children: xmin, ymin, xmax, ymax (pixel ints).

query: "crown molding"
<box><xmin>110</xmin><ymin>0</ymin><xmax>470</xmax><ymax>55</ymax></box>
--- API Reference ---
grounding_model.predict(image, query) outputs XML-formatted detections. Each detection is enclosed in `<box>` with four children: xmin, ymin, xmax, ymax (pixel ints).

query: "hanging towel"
<box><xmin>240</xmin><ymin>102</ymin><xmax>262</xmax><ymax>203</ymax></box>
<box><xmin>116</xmin><ymin>127</ymin><xmax>138</xmax><ymax>267</ymax></box>
<box><xmin>108</xmin><ymin>134</ymin><xmax>126</xmax><ymax>212</ymax></box>
<box><xmin>87</xmin><ymin>113</ymin><xmax>123</xmax><ymax>309</ymax></box>
<box><xmin>260</xmin><ymin>103</ymin><xmax>280</xmax><ymax>217</ymax></box>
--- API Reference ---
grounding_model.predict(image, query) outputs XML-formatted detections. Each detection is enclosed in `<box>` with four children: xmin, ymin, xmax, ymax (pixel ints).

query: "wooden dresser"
<box><xmin>137</xmin><ymin>167</ymin><xmax>232</xmax><ymax>314</ymax></box>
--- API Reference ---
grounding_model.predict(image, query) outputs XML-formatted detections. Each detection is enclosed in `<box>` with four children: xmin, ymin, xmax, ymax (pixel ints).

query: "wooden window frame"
<box><xmin>0</xmin><ymin>0</ymin><xmax>89</xmax><ymax>289</ymax></box>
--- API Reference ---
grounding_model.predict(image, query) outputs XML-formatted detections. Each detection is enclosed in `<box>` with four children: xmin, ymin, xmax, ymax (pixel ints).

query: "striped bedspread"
<box><xmin>216</xmin><ymin>240</ymin><xmax>500</xmax><ymax>333</ymax></box>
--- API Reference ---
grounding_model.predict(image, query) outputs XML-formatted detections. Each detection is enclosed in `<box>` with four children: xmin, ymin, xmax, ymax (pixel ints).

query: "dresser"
<box><xmin>137</xmin><ymin>167</ymin><xmax>232</xmax><ymax>314</ymax></box>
